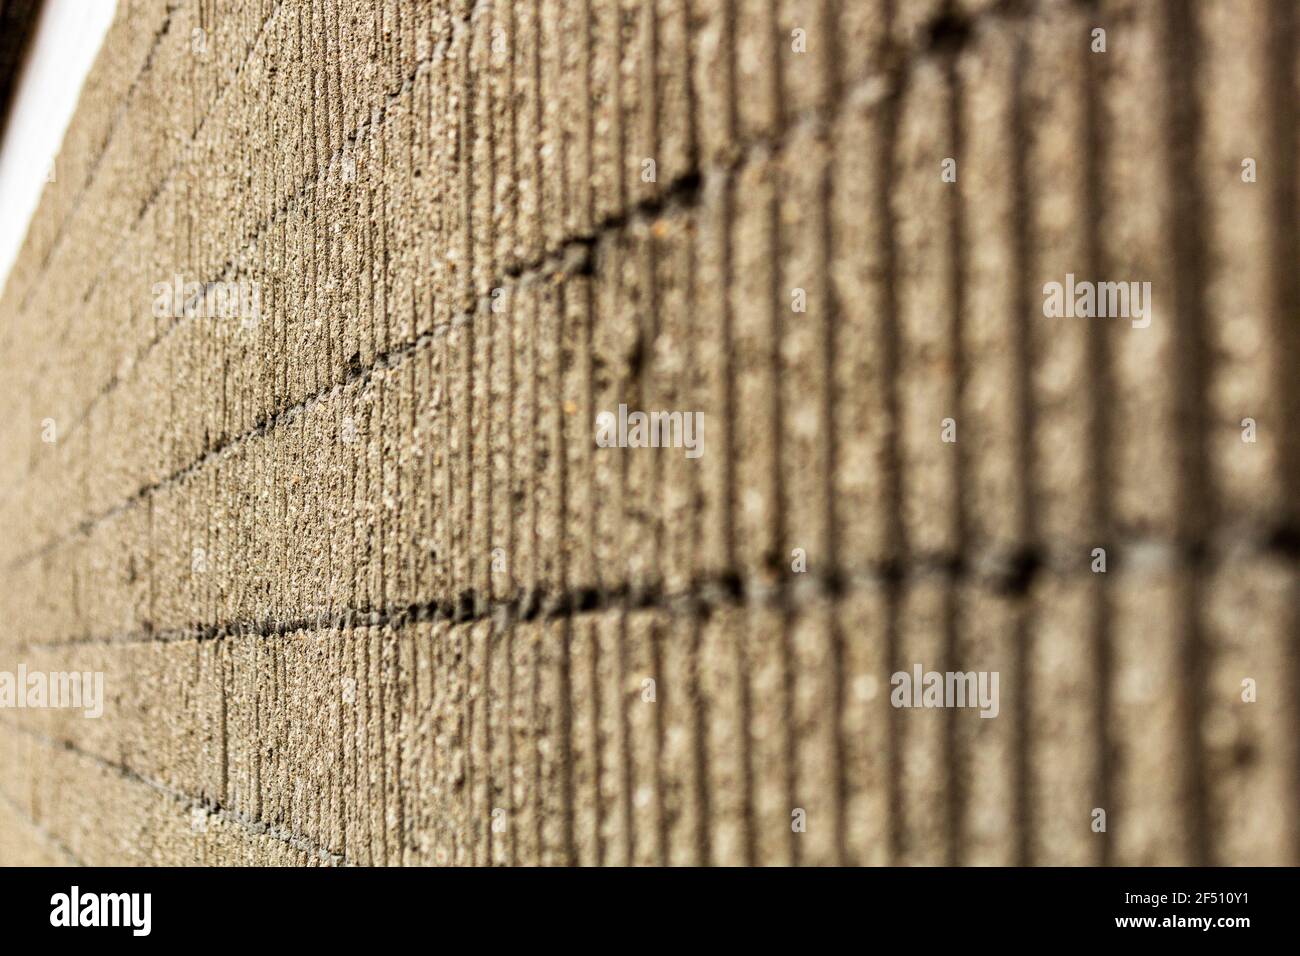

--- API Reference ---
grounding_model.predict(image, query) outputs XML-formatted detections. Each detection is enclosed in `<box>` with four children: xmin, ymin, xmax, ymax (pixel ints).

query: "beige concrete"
<box><xmin>0</xmin><ymin>0</ymin><xmax>1296</xmax><ymax>866</ymax></box>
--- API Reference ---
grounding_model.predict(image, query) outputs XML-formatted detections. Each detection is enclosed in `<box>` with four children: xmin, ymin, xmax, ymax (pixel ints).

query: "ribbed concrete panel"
<box><xmin>0</xmin><ymin>0</ymin><xmax>1295</xmax><ymax>866</ymax></box>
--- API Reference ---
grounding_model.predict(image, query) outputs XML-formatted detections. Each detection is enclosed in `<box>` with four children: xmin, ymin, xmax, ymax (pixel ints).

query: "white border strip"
<box><xmin>0</xmin><ymin>0</ymin><xmax>117</xmax><ymax>296</ymax></box>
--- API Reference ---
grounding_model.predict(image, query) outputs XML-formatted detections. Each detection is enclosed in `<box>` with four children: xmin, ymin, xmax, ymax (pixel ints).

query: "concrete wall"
<box><xmin>0</xmin><ymin>0</ymin><xmax>1295</xmax><ymax>865</ymax></box>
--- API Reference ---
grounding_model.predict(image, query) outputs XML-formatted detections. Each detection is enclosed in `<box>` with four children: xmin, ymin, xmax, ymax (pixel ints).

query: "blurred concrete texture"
<box><xmin>0</xmin><ymin>0</ymin><xmax>1295</xmax><ymax>865</ymax></box>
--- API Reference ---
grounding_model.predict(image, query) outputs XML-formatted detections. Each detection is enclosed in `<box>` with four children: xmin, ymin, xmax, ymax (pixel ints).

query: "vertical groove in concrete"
<box><xmin>1164</xmin><ymin>0</ymin><xmax>1210</xmax><ymax>866</ymax></box>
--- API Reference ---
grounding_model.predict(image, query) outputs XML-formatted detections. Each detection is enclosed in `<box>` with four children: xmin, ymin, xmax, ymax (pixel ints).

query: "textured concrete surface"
<box><xmin>0</xmin><ymin>0</ymin><xmax>1296</xmax><ymax>865</ymax></box>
